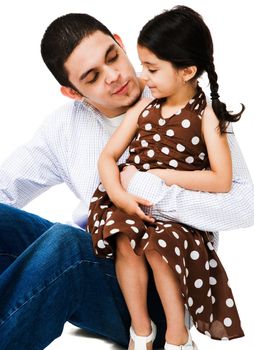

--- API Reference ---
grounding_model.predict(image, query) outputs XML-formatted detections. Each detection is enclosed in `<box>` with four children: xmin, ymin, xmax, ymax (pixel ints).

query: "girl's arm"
<box><xmin>99</xmin><ymin>98</ymin><xmax>154</xmax><ymax>222</ymax></box>
<box><xmin>149</xmin><ymin>105</ymin><xmax>232</xmax><ymax>192</ymax></box>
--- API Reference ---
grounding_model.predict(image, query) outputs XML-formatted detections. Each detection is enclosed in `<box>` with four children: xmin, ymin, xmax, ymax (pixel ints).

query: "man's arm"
<box><xmin>127</xmin><ymin>129</ymin><xmax>254</xmax><ymax>232</ymax></box>
<box><xmin>0</xmin><ymin>121</ymin><xmax>63</xmax><ymax>208</ymax></box>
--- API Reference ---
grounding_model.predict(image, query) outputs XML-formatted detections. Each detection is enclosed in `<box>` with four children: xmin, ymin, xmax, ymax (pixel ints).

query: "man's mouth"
<box><xmin>112</xmin><ymin>81</ymin><xmax>129</xmax><ymax>95</ymax></box>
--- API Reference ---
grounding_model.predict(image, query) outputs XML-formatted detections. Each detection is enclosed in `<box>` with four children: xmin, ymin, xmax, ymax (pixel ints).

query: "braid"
<box><xmin>207</xmin><ymin>62</ymin><xmax>244</xmax><ymax>133</ymax></box>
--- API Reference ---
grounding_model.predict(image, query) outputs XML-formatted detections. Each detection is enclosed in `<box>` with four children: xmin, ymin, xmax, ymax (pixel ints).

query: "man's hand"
<box><xmin>120</xmin><ymin>165</ymin><xmax>139</xmax><ymax>190</ymax></box>
<box><xmin>112</xmin><ymin>190</ymin><xmax>154</xmax><ymax>223</ymax></box>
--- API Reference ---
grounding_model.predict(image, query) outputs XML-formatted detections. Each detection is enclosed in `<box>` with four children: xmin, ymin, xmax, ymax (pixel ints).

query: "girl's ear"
<box><xmin>113</xmin><ymin>34</ymin><xmax>125</xmax><ymax>51</ymax></box>
<box><xmin>183</xmin><ymin>66</ymin><xmax>197</xmax><ymax>82</ymax></box>
<box><xmin>60</xmin><ymin>86</ymin><xmax>83</xmax><ymax>100</ymax></box>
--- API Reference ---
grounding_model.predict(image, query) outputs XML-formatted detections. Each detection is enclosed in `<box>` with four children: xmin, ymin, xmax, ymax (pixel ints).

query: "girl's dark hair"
<box><xmin>41</xmin><ymin>13</ymin><xmax>115</xmax><ymax>89</ymax></box>
<box><xmin>138</xmin><ymin>5</ymin><xmax>244</xmax><ymax>133</ymax></box>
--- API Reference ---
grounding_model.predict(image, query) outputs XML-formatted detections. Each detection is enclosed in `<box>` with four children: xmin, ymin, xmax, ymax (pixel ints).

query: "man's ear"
<box><xmin>183</xmin><ymin>66</ymin><xmax>197</xmax><ymax>83</ymax></box>
<box><xmin>60</xmin><ymin>86</ymin><xmax>83</xmax><ymax>100</ymax></box>
<box><xmin>113</xmin><ymin>33</ymin><xmax>125</xmax><ymax>51</ymax></box>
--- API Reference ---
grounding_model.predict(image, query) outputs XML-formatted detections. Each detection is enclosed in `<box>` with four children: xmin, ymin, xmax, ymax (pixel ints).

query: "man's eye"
<box><xmin>108</xmin><ymin>53</ymin><xmax>119</xmax><ymax>63</ymax></box>
<box><xmin>87</xmin><ymin>72</ymin><xmax>99</xmax><ymax>84</ymax></box>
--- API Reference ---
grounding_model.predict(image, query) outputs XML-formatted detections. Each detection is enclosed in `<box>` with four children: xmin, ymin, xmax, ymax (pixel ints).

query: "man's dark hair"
<box><xmin>41</xmin><ymin>13</ymin><xmax>115</xmax><ymax>89</ymax></box>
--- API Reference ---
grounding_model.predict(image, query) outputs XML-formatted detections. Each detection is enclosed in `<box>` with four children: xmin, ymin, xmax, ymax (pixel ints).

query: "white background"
<box><xmin>0</xmin><ymin>1</ymin><xmax>253</xmax><ymax>349</ymax></box>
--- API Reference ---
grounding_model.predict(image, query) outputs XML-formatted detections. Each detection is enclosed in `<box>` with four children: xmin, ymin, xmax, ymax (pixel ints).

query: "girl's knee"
<box><xmin>116</xmin><ymin>234</ymin><xmax>135</xmax><ymax>259</ymax></box>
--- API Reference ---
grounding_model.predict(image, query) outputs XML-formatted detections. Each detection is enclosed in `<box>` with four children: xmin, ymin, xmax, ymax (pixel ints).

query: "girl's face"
<box><xmin>138</xmin><ymin>45</ymin><xmax>185</xmax><ymax>99</ymax></box>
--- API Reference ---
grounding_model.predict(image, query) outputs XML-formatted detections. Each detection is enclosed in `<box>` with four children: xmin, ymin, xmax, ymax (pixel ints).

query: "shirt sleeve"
<box><xmin>0</xmin><ymin>120</ymin><xmax>63</xmax><ymax>208</ymax></box>
<box><xmin>128</xmin><ymin>130</ymin><xmax>254</xmax><ymax>232</ymax></box>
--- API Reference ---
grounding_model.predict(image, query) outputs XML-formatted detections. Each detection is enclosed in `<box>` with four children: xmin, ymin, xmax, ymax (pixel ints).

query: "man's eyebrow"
<box><xmin>79</xmin><ymin>44</ymin><xmax>116</xmax><ymax>81</ymax></box>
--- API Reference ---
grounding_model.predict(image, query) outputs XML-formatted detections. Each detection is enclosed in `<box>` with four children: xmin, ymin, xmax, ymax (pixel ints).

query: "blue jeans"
<box><xmin>0</xmin><ymin>203</ymin><xmax>166</xmax><ymax>349</ymax></box>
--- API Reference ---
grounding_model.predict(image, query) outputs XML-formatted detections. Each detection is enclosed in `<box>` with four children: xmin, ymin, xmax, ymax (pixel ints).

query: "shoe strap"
<box><xmin>130</xmin><ymin>321</ymin><xmax>157</xmax><ymax>350</ymax></box>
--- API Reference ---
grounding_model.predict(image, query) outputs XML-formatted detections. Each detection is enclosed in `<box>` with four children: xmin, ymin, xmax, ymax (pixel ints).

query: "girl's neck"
<box><xmin>164</xmin><ymin>81</ymin><xmax>198</xmax><ymax>107</ymax></box>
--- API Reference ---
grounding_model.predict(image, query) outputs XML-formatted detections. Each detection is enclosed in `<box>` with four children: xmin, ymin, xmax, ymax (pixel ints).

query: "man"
<box><xmin>0</xmin><ymin>13</ymin><xmax>253</xmax><ymax>350</ymax></box>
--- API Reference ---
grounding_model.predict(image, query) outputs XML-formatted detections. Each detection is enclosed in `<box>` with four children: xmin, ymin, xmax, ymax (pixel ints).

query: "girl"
<box><xmin>88</xmin><ymin>6</ymin><xmax>244</xmax><ymax>350</ymax></box>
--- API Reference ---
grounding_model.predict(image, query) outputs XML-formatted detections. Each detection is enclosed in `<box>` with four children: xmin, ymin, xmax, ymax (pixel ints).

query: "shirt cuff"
<box><xmin>127</xmin><ymin>171</ymin><xmax>167</xmax><ymax>204</ymax></box>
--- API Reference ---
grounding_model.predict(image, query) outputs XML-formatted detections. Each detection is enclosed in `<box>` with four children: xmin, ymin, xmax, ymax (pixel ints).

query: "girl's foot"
<box><xmin>164</xmin><ymin>329</ymin><xmax>198</xmax><ymax>350</ymax></box>
<box><xmin>128</xmin><ymin>321</ymin><xmax>157</xmax><ymax>350</ymax></box>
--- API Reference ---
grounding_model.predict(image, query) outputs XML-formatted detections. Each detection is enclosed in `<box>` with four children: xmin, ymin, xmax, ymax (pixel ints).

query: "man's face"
<box><xmin>64</xmin><ymin>31</ymin><xmax>142</xmax><ymax>117</ymax></box>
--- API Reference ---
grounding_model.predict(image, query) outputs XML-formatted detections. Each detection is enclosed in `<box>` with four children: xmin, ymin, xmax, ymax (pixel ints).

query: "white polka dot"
<box><xmin>188</xmin><ymin>297</ymin><xmax>193</xmax><ymax>307</ymax></box>
<box><xmin>176</xmin><ymin>143</ymin><xmax>185</xmax><ymax>152</ymax></box>
<box><xmin>161</xmin><ymin>147</ymin><xmax>170</xmax><ymax>155</ymax></box>
<box><xmin>141</xmin><ymin>140</ymin><xmax>148</xmax><ymax>147</ymax></box>
<box><xmin>142</xmin><ymin>233</ymin><xmax>149</xmax><ymax>239</ymax></box>
<box><xmin>196</xmin><ymin>305</ymin><xmax>204</xmax><ymax>314</ymax></box>
<box><xmin>207</xmin><ymin>242</ymin><xmax>214</xmax><ymax>251</ymax></box>
<box><xmin>110</xmin><ymin>228</ymin><xmax>120</xmax><ymax>234</ymax></box>
<box><xmin>130</xmin><ymin>240</ymin><xmax>136</xmax><ymax>249</ymax></box>
<box><xmin>211</xmin><ymin>296</ymin><xmax>216</xmax><ymax>304</ymax></box>
<box><xmin>209</xmin><ymin>259</ymin><xmax>217</xmax><ymax>268</ymax></box>
<box><xmin>189</xmin><ymin>98</ymin><xmax>195</xmax><ymax>104</ymax></box>
<box><xmin>194</xmin><ymin>279</ymin><xmax>203</xmax><ymax>288</ymax></box>
<box><xmin>90</xmin><ymin>196</ymin><xmax>98</xmax><ymax>202</ymax></box>
<box><xmin>207</xmin><ymin>288</ymin><xmax>212</xmax><ymax>297</ymax></box>
<box><xmin>182</xmin><ymin>119</ymin><xmax>191</xmax><ymax>128</ymax></box>
<box><xmin>164</xmin><ymin>223</ymin><xmax>172</xmax><ymax>228</ymax></box>
<box><xmin>221</xmin><ymin>337</ymin><xmax>229</xmax><ymax>341</ymax></box>
<box><xmin>205</xmin><ymin>331</ymin><xmax>211</xmax><ymax>338</ymax></box>
<box><xmin>155</xmin><ymin>104</ymin><xmax>160</xmax><ymax>109</ymax></box>
<box><xmin>143</xmin><ymin>242</ymin><xmax>149</xmax><ymax>250</ymax></box>
<box><xmin>100</xmin><ymin>220</ymin><xmax>105</xmax><ymax>226</ymax></box>
<box><xmin>175</xmin><ymin>265</ymin><xmax>182</xmax><ymax>274</ymax></box>
<box><xmin>94</xmin><ymin>220</ymin><xmax>100</xmax><ymax>227</ymax></box>
<box><xmin>226</xmin><ymin>298</ymin><xmax>234</xmax><ymax>307</ymax></box>
<box><xmin>194</xmin><ymin>104</ymin><xmax>200</xmax><ymax>110</ymax></box>
<box><xmin>205</xmin><ymin>261</ymin><xmax>209</xmax><ymax>270</ymax></box>
<box><xmin>209</xmin><ymin>277</ymin><xmax>217</xmax><ymax>285</ymax></box>
<box><xmin>169</xmin><ymin>159</ymin><xmax>178</xmax><ymax>168</ymax></box>
<box><xmin>106</xmin><ymin>211</ymin><xmax>113</xmax><ymax>219</ymax></box>
<box><xmin>192</xmin><ymin>136</ymin><xmax>200</xmax><ymax>145</ymax></box>
<box><xmin>210</xmin><ymin>314</ymin><xmax>214</xmax><ymax>322</ymax></box>
<box><xmin>134</xmin><ymin>155</ymin><xmax>140</xmax><ymax>164</ymax></box>
<box><xmin>224</xmin><ymin>318</ymin><xmax>232</xmax><ymax>327</ymax></box>
<box><xmin>175</xmin><ymin>247</ymin><xmax>181</xmax><ymax>256</ymax></box>
<box><xmin>131</xmin><ymin>226</ymin><xmax>139</xmax><ymax>233</ymax></box>
<box><xmin>184</xmin><ymin>240</ymin><xmax>188</xmax><ymax>249</ymax></box>
<box><xmin>98</xmin><ymin>184</ymin><xmax>106</xmax><ymax>192</ymax></box>
<box><xmin>147</xmin><ymin>150</ymin><xmax>155</xmax><ymax>158</ymax></box>
<box><xmin>185</xmin><ymin>268</ymin><xmax>189</xmax><ymax>277</ymax></box>
<box><xmin>158</xmin><ymin>239</ymin><xmax>167</xmax><ymax>248</ymax></box>
<box><xmin>172</xmin><ymin>231</ymin><xmax>179</xmax><ymax>239</ymax></box>
<box><xmin>185</xmin><ymin>156</ymin><xmax>194</xmax><ymax>164</ymax></box>
<box><xmin>126</xmin><ymin>219</ymin><xmax>135</xmax><ymax>225</ymax></box>
<box><xmin>143</xmin><ymin>163</ymin><xmax>150</xmax><ymax>170</ymax></box>
<box><xmin>106</xmin><ymin>220</ymin><xmax>115</xmax><ymax>226</ymax></box>
<box><xmin>100</xmin><ymin>205</ymin><xmax>108</xmax><ymax>209</ymax></box>
<box><xmin>136</xmin><ymin>133</ymin><xmax>141</xmax><ymax>141</ymax></box>
<box><xmin>183</xmin><ymin>276</ymin><xmax>186</xmax><ymax>285</ymax></box>
<box><xmin>158</xmin><ymin>118</ymin><xmax>166</xmax><ymax>126</ymax></box>
<box><xmin>157</xmin><ymin>161</ymin><xmax>163</xmax><ymax>165</ymax></box>
<box><xmin>145</xmin><ymin>123</ymin><xmax>152</xmax><ymax>131</ymax></box>
<box><xmin>199</xmin><ymin>152</ymin><xmax>205</xmax><ymax>160</ymax></box>
<box><xmin>93</xmin><ymin>213</ymin><xmax>98</xmax><ymax>220</ymax></box>
<box><xmin>166</xmin><ymin>129</ymin><xmax>174</xmax><ymax>137</ymax></box>
<box><xmin>142</xmin><ymin>110</ymin><xmax>150</xmax><ymax>117</ymax></box>
<box><xmin>153</xmin><ymin>134</ymin><xmax>161</xmax><ymax>142</ymax></box>
<box><xmin>195</xmin><ymin>239</ymin><xmax>200</xmax><ymax>245</ymax></box>
<box><xmin>190</xmin><ymin>251</ymin><xmax>200</xmax><ymax>260</ymax></box>
<box><xmin>97</xmin><ymin>240</ymin><xmax>106</xmax><ymax>249</ymax></box>
<box><xmin>181</xmin><ymin>227</ymin><xmax>189</xmax><ymax>232</ymax></box>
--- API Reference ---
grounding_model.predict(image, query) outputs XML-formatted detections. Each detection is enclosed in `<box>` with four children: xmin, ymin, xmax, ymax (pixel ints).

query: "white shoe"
<box><xmin>129</xmin><ymin>320</ymin><xmax>157</xmax><ymax>350</ymax></box>
<box><xmin>164</xmin><ymin>329</ymin><xmax>198</xmax><ymax>350</ymax></box>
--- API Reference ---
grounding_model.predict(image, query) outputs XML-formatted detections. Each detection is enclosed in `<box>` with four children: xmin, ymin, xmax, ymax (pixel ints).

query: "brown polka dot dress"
<box><xmin>88</xmin><ymin>87</ymin><xmax>244</xmax><ymax>341</ymax></box>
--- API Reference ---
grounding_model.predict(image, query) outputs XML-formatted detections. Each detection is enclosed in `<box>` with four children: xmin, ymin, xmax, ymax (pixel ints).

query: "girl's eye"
<box><xmin>148</xmin><ymin>69</ymin><xmax>157</xmax><ymax>73</ymax></box>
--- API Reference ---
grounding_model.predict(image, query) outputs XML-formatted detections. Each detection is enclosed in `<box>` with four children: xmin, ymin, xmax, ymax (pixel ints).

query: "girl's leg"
<box><xmin>115</xmin><ymin>234</ymin><xmax>152</xmax><ymax>350</ymax></box>
<box><xmin>145</xmin><ymin>250</ymin><xmax>188</xmax><ymax>346</ymax></box>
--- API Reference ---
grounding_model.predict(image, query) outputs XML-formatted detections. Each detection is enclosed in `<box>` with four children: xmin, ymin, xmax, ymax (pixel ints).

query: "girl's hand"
<box><xmin>120</xmin><ymin>165</ymin><xmax>138</xmax><ymax>190</ymax></box>
<box><xmin>112</xmin><ymin>191</ymin><xmax>154</xmax><ymax>223</ymax></box>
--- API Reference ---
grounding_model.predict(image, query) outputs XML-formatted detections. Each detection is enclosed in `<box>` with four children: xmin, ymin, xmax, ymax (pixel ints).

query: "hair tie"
<box><xmin>210</xmin><ymin>91</ymin><xmax>220</xmax><ymax>100</ymax></box>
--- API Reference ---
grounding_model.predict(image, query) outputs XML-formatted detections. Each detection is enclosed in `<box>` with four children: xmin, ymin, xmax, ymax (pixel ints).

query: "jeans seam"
<box><xmin>0</xmin><ymin>252</ymin><xmax>18</xmax><ymax>259</ymax></box>
<box><xmin>0</xmin><ymin>258</ymin><xmax>98</xmax><ymax>328</ymax></box>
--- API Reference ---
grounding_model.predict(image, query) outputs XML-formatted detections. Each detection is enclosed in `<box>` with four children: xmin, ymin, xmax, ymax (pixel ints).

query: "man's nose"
<box><xmin>105</xmin><ymin>66</ymin><xmax>120</xmax><ymax>84</ymax></box>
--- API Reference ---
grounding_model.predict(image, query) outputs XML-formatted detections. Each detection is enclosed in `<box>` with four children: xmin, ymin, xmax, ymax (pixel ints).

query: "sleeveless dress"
<box><xmin>87</xmin><ymin>87</ymin><xmax>244</xmax><ymax>341</ymax></box>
